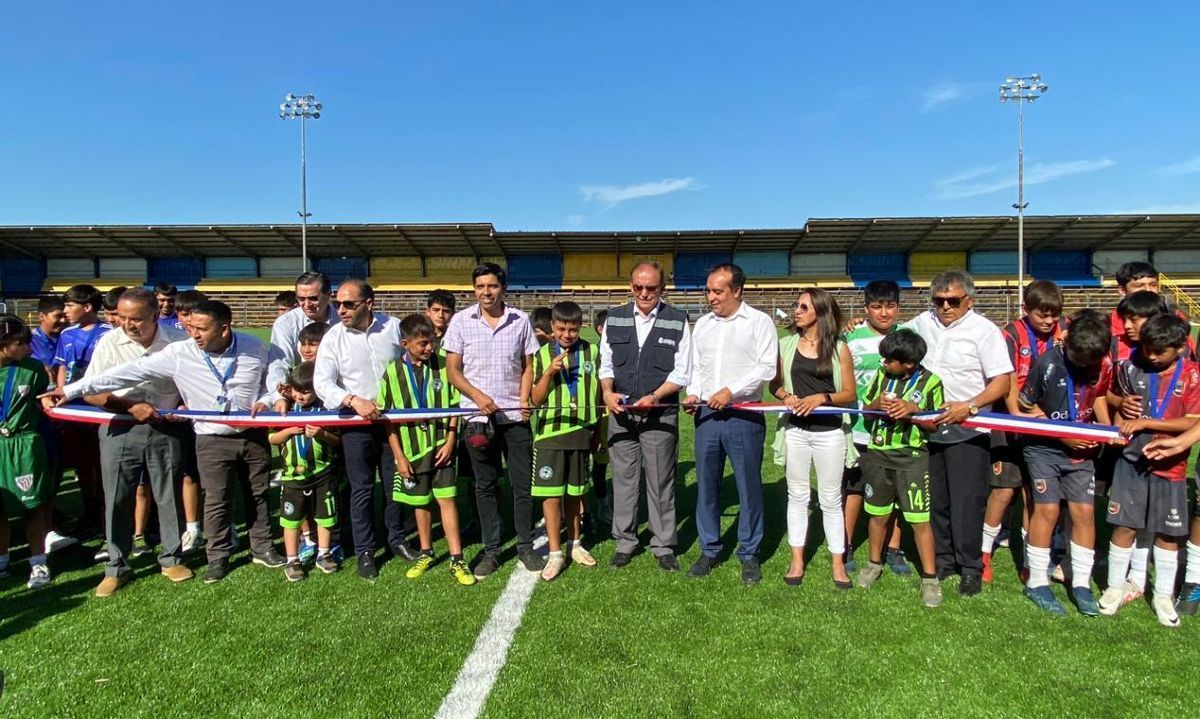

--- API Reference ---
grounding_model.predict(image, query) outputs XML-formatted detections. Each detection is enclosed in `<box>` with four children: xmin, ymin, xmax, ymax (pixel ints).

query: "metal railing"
<box><xmin>1158</xmin><ymin>272</ymin><xmax>1200</xmax><ymax>321</ymax></box>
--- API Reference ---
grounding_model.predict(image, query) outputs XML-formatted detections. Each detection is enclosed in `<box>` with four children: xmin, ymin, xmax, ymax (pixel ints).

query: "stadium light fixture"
<box><xmin>999</xmin><ymin>74</ymin><xmax>1048</xmax><ymax>308</ymax></box>
<box><xmin>279</xmin><ymin>93</ymin><xmax>322</xmax><ymax>272</ymax></box>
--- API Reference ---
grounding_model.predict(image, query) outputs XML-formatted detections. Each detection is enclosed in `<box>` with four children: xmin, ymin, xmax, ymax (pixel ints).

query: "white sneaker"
<box><xmin>541</xmin><ymin>551</ymin><xmax>566</xmax><ymax>582</ymax></box>
<box><xmin>131</xmin><ymin>535</ymin><xmax>152</xmax><ymax>558</ymax></box>
<box><xmin>44</xmin><ymin>530</ymin><xmax>79</xmax><ymax>554</ymax></box>
<box><xmin>569</xmin><ymin>541</ymin><xmax>597</xmax><ymax>567</ymax></box>
<box><xmin>1153</xmin><ymin>594</ymin><xmax>1181</xmax><ymax>628</ymax></box>
<box><xmin>1098</xmin><ymin>587</ymin><xmax>1124</xmax><ymax>616</ymax></box>
<box><xmin>27</xmin><ymin>563</ymin><xmax>53</xmax><ymax>589</ymax></box>
<box><xmin>93</xmin><ymin>547</ymin><xmax>110</xmax><ymax>563</ymax></box>
<box><xmin>1121</xmin><ymin>578</ymin><xmax>1145</xmax><ymax>606</ymax></box>
<box><xmin>181</xmin><ymin>529</ymin><xmax>205</xmax><ymax>553</ymax></box>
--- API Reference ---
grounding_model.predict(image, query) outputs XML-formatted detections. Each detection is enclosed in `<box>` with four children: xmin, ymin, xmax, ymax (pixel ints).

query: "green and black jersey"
<box><xmin>0</xmin><ymin>358</ymin><xmax>49</xmax><ymax>437</ymax></box>
<box><xmin>377</xmin><ymin>350</ymin><xmax>461</xmax><ymax>463</ymax></box>
<box><xmin>278</xmin><ymin>404</ymin><xmax>337</xmax><ymax>482</ymax></box>
<box><xmin>532</xmin><ymin>339</ymin><xmax>600</xmax><ymax>443</ymax></box>
<box><xmin>862</xmin><ymin>367</ymin><xmax>943</xmax><ymax>451</ymax></box>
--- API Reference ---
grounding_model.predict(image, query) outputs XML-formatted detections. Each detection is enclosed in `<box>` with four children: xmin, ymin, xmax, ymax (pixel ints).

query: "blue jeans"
<box><xmin>694</xmin><ymin>407</ymin><xmax>766</xmax><ymax>561</ymax></box>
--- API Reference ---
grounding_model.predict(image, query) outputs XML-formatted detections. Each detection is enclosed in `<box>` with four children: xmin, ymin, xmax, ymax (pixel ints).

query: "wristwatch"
<box><xmin>968</xmin><ymin>403</ymin><xmax>979</xmax><ymax>416</ymax></box>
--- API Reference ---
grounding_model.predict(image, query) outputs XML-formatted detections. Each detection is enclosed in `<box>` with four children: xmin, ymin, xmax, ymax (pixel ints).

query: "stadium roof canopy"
<box><xmin>2</xmin><ymin>214</ymin><xmax>1199</xmax><ymax>260</ymax></box>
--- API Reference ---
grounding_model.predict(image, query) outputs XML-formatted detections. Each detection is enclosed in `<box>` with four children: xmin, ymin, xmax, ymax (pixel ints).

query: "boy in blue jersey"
<box><xmin>30</xmin><ymin>296</ymin><xmax>65</xmax><ymax>379</ymax></box>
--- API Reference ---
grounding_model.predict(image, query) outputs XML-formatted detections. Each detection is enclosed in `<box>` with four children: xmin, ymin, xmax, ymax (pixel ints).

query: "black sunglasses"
<box><xmin>333</xmin><ymin>299</ymin><xmax>367</xmax><ymax>311</ymax></box>
<box><xmin>931</xmin><ymin>295</ymin><xmax>966</xmax><ymax>308</ymax></box>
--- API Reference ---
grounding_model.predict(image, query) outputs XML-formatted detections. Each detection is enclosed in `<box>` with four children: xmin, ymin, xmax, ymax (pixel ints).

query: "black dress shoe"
<box><xmin>392</xmin><ymin>543</ymin><xmax>420</xmax><ymax>562</ymax></box>
<box><xmin>959</xmin><ymin>573</ymin><xmax>982</xmax><ymax>597</ymax></box>
<box><xmin>656</xmin><ymin>554</ymin><xmax>679</xmax><ymax>572</ymax></box>
<box><xmin>357</xmin><ymin>552</ymin><xmax>378</xmax><ymax>579</ymax></box>
<box><xmin>611</xmin><ymin>552</ymin><xmax>633</xmax><ymax>568</ymax></box>
<box><xmin>251</xmin><ymin>548</ymin><xmax>287</xmax><ymax>568</ymax></box>
<box><xmin>740</xmin><ymin>558</ymin><xmax>762</xmax><ymax>585</ymax></box>
<box><xmin>687</xmin><ymin>555</ymin><xmax>718</xmax><ymax>579</ymax></box>
<box><xmin>517</xmin><ymin>547</ymin><xmax>545</xmax><ymax>572</ymax></box>
<box><xmin>203</xmin><ymin>559</ymin><xmax>230</xmax><ymax>584</ymax></box>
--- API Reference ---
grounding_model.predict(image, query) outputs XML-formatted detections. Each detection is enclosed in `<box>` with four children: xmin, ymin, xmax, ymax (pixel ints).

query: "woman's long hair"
<box><xmin>793</xmin><ymin>288</ymin><xmax>844</xmax><ymax>378</ymax></box>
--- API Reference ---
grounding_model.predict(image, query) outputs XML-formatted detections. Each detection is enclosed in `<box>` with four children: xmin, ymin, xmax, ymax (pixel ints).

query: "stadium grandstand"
<box><xmin>3</xmin><ymin>213</ymin><xmax>1200</xmax><ymax>326</ymax></box>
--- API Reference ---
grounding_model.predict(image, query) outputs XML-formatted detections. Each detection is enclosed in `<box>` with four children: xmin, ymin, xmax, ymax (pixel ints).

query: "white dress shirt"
<box><xmin>266</xmin><ymin>304</ymin><xmax>339</xmax><ymax>403</ymax></box>
<box><xmin>598</xmin><ymin>301</ymin><xmax>693</xmax><ymax>388</ymax></box>
<box><xmin>83</xmin><ymin>323</ymin><xmax>187</xmax><ymax>408</ymax></box>
<box><xmin>687</xmin><ymin>301</ymin><xmax>779</xmax><ymax>403</ymax></box>
<box><xmin>313</xmin><ymin>312</ymin><xmax>404</xmax><ymax>409</ymax></box>
<box><xmin>64</xmin><ymin>332</ymin><xmax>271</xmax><ymax>436</ymax></box>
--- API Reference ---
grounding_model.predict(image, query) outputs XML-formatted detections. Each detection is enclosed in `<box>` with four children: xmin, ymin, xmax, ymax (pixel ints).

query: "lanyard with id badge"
<box><xmin>202</xmin><ymin>336</ymin><xmax>238</xmax><ymax>413</ymax></box>
<box><xmin>0</xmin><ymin>364</ymin><xmax>18</xmax><ymax>437</ymax></box>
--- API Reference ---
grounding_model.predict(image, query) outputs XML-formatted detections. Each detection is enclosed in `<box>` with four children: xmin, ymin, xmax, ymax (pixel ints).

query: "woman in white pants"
<box><xmin>769</xmin><ymin>288</ymin><xmax>856</xmax><ymax>588</ymax></box>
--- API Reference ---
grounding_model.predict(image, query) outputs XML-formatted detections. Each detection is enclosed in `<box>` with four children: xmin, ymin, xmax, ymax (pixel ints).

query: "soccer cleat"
<box><xmin>981</xmin><ymin>552</ymin><xmax>993</xmax><ymax>584</ymax></box>
<box><xmin>1153</xmin><ymin>594</ymin><xmax>1181</xmax><ymax>628</ymax></box>
<box><xmin>885</xmin><ymin>548</ymin><xmax>912</xmax><ymax>576</ymax></box>
<box><xmin>1098</xmin><ymin>587</ymin><xmax>1124</xmax><ymax>616</ymax></box>
<box><xmin>406</xmin><ymin>552</ymin><xmax>436</xmax><ymax>580</ymax></box>
<box><xmin>542</xmin><ymin>551</ymin><xmax>566</xmax><ymax>582</ymax></box>
<box><xmin>921</xmin><ymin>577</ymin><xmax>943</xmax><ymax>607</ymax></box>
<box><xmin>44</xmin><ymin>530</ymin><xmax>79</xmax><ymax>554</ymax></box>
<box><xmin>472</xmin><ymin>552</ymin><xmax>501</xmax><ymax>580</ymax></box>
<box><xmin>131</xmin><ymin>535</ymin><xmax>152</xmax><ymax>559</ymax></box>
<box><xmin>299</xmin><ymin>537</ymin><xmax>317</xmax><ymax>565</ymax></box>
<box><xmin>330</xmin><ymin>543</ymin><xmax>345</xmax><ymax>564</ymax></box>
<box><xmin>856</xmin><ymin>562</ymin><xmax>884</xmax><ymax>589</ymax></box>
<box><xmin>1024</xmin><ymin>586</ymin><xmax>1066</xmax><ymax>616</ymax></box>
<box><xmin>450</xmin><ymin>559</ymin><xmax>476</xmax><ymax>586</ymax></box>
<box><xmin>1176</xmin><ymin>582</ymin><xmax>1200</xmax><ymax>616</ymax></box>
<box><xmin>569</xmin><ymin>542</ymin><xmax>597</xmax><ymax>568</ymax></box>
<box><xmin>1121</xmin><ymin>578</ymin><xmax>1145</xmax><ymax>606</ymax></box>
<box><xmin>1071</xmin><ymin>586</ymin><xmax>1100</xmax><ymax>617</ymax></box>
<box><xmin>181</xmin><ymin>529</ymin><xmax>204</xmax><ymax>554</ymax></box>
<box><xmin>284</xmin><ymin>560</ymin><xmax>306</xmax><ymax>582</ymax></box>
<box><xmin>315</xmin><ymin>553</ymin><xmax>340</xmax><ymax>575</ymax></box>
<box><xmin>27</xmin><ymin>564</ymin><xmax>53</xmax><ymax>590</ymax></box>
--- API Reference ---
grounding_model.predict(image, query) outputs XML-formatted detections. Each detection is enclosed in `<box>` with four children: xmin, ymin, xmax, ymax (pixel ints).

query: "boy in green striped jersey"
<box><xmin>856</xmin><ymin>329</ymin><xmax>945</xmax><ymax>607</ymax></box>
<box><xmin>269</xmin><ymin>362</ymin><xmax>342</xmax><ymax>581</ymax></box>
<box><xmin>380</xmin><ymin>315</ymin><xmax>474</xmax><ymax>586</ymax></box>
<box><xmin>530</xmin><ymin>302</ymin><xmax>601</xmax><ymax>581</ymax></box>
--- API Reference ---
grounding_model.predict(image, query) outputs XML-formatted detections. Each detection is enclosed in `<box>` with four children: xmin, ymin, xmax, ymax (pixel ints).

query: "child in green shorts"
<box><xmin>530</xmin><ymin>301</ymin><xmax>601</xmax><ymax>581</ymax></box>
<box><xmin>0</xmin><ymin>315</ymin><xmax>55</xmax><ymax>589</ymax></box>
<box><xmin>380</xmin><ymin>314</ymin><xmax>474</xmax><ymax>586</ymax></box>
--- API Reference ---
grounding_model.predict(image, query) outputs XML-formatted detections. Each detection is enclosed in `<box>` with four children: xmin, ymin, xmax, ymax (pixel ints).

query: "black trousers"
<box><xmin>340</xmin><ymin>426</ymin><xmax>411</xmax><ymax>555</ymax></box>
<box><xmin>929</xmin><ymin>434</ymin><xmax>991</xmax><ymax>577</ymax></box>
<box><xmin>467</xmin><ymin>420</ymin><xmax>533</xmax><ymax>555</ymax></box>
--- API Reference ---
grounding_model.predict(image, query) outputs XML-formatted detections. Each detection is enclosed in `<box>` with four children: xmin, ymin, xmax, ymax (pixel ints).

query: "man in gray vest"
<box><xmin>600</xmin><ymin>260</ymin><xmax>692</xmax><ymax>571</ymax></box>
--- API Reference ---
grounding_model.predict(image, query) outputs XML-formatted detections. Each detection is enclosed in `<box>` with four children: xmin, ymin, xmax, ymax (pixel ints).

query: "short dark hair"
<box><xmin>64</xmin><ymin>284</ymin><xmax>102</xmax><ymax>311</ymax></box>
<box><xmin>879</xmin><ymin>328</ymin><xmax>927</xmax><ymax>365</ymax></box>
<box><xmin>119</xmin><ymin>287</ymin><xmax>158</xmax><ymax>312</ymax></box>
<box><xmin>0</xmin><ymin>314</ymin><xmax>32</xmax><ymax>348</ymax></box>
<box><xmin>37</xmin><ymin>296</ymin><xmax>64</xmax><ymax>315</ymax></box>
<box><xmin>530</xmin><ymin>307</ymin><xmax>553</xmax><ymax>334</ymax></box>
<box><xmin>295</xmin><ymin>271</ymin><xmax>331</xmax><ymax>295</ymax></box>
<box><xmin>274</xmin><ymin>290</ymin><xmax>297</xmax><ymax>308</ymax></box>
<box><xmin>298</xmin><ymin>322</ymin><xmax>328</xmax><ymax>345</ymax></box>
<box><xmin>1063</xmin><ymin>312</ymin><xmax>1110</xmax><ymax>367</ymax></box>
<box><xmin>426</xmin><ymin>289</ymin><xmax>456</xmax><ymax>312</ymax></box>
<box><xmin>551</xmin><ymin>301</ymin><xmax>584</xmax><ymax>326</ymax></box>
<box><xmin>594</xmin><ymin>309</ymin><xmax>609</xmax><ymax>327</ymax></box>
<box><xmin>190</xmin><ymin>300</ymin><xmax>232</xmax><ymax>327</ymax></box>
<box><xmin>400</xmin><ymin>313</ymin><xmax>435</xmax><ymax>339</ymax></box>
<box><xmin>472</xmin><ymin>262</ymin><xmax>508</xmax><ymax>289</ymax></box>
<box><xmin>175</xmin><ymin>290</ymin><xmax>208</xmax><ymax>314</ymax></box>
<box><xmin>153</xmin><ymin>281</ymin><xmax>178</xmax><ymax>297</ymax></box>
<box><xmin>1116</xmin><ymin>290</ymin><xmax>1169</xmax><ymax>320</ymax></box>
<box><xmin>285</xmin><ymin>361</ymin><xmax>316</xmax><ymax>392</ymax></box>
<box><xmin>1139</xmin><ymin>314</ymin><xmax>1190</xmax><ymax>354</ymax></box>
<box><xmin>103</xmin><ymin>286</ymin><xmax>128</xmax><ymax>312</ymax></box>
<box><xmin>1023</xmin><ymin>280</ymin><xmax>1063</xmax><ymax>315</ymax></box>
<box><xmin>340</xmin><ymin>278</ymin><xmax>374</xmax><ymax>302</ymax></box>
<box><xmin>1115</xmin><ymin>261</ymin><xmax>1157</xmax><ymax>288</ymax></box>
<box><xmin>709</xmin><ymin>263</ymin><xmax>745</xmax><ymax>291</ymax></box>
<box><xmin>863</xmin><ymin>280</ymin><xmax>900</xmax><ymax>305</ymax></box>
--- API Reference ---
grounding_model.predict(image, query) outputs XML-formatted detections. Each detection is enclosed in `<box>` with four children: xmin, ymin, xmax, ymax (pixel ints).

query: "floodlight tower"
<box><xmin>999</xmin><ymin>75</ymin><xmax>1048</xmax><ymax>308</ymax></box>
<box><xmin>279</xmin><ymin>93</ymin><xmax>322</xmax><ymax>272</ymax></box>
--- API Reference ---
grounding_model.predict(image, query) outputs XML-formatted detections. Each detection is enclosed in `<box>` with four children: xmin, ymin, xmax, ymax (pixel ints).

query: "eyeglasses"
<box><xmin>794</xmin><ymin>303</ymin><xmax>812</xmax><ymax>312</ymax></box>
<box><xmin>631</xmin><ymin>284</ymin><xmax>661</xmax><ymax>294</ymax></box>
<box><xmin>296</xmin><ymin>294</ymin><xmax>323</xmax><ymax>304</ymax></box>
<box><xmin>333</xmin><ymin>299</ymin><xmax>367</xmax><ymax>311</ymax></box>
<box><xmin>931</xmin><ymin>295</ymin><xmax>966</xmax><ymax>308</ymax></box>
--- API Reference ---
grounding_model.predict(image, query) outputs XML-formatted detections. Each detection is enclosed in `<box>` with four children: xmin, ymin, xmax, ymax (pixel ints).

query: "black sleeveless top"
<box><xmin>788</xmin><ymin>352</ymin><xmax>841</xmax><ymax>432</ymax></box>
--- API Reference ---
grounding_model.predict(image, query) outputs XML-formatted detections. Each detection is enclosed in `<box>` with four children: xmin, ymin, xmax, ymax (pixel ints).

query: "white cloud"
<box><xmin>565</xmin><ymin>214</ymin><xmax>586</xmax><ymax>227</ymax></box>
<box><xmin>580</xmin><ymin>177</ymin><xmax>696</xmax><ymax>206</ymax></box>
<box><xmin>1158</xmin><ymin>155</ymin><xmax>1200</xmax><ymax>176</ymax></box>
<box><xmin>920</xmin><ymin>82</ymin><xmax>990</xmax><ymax>113</ymax></box>
<box><xmin>933</xmin><ymin>158</ymin><xmax>1116</xmax><ymax>199</ymax></box>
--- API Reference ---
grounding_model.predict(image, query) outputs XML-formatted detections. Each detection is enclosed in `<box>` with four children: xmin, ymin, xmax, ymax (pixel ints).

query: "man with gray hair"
<box><xmin>906</xmin><ymin>270</ymin><xmax>1012</xmax><ymax>597</ymax></box>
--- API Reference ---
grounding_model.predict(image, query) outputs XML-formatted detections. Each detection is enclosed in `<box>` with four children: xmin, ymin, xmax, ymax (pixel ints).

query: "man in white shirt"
<box><xmin>57</xmin><ymin>300</ymin><xmax>282</xmax><ymax>584</ymax></box>
<box><xmin>83</xmin><ymin>288</ymin><xmax>193</xmax><ymax>595</ymax></box>
<box><xmin>683</xmin><ymin>264</ymin><xmax>778</xmax><ymax>584</ymax></box>
<box><xmin>268</xmin><ymin>271</ymin><xmax>339</xmax><ymax>414</ymax></box>
<box><xmin>907</xmin><ymin>270</ymin><xmax>1012</xmax><ymax>596</ymax></box>
<box><xmin>312</xmin><ymin>279</ymin><xmax>408</xmax><ymax>579</ymax></box>
<box><xmin>600</xmin><ymin>261</ymin><xmax>692</xmax><ymax>571</ymax></box>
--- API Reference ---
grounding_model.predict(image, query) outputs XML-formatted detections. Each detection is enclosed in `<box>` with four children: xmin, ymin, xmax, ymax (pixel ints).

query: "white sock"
<box><xmin>286</xmin><ymin>555</ymin><xmax>298</xmax><ymax>563</ymax></box>
<box><xmin>1107</xmin><ymin>543</ymin><xmax>1132</xmax><ymax>592</ymax></box>
<box><xmin>1186</xmin><ymin>542</ymin><xmax>1200</xmax><ymax>585</ymax></box>
<box><xmin>317</xmin><ymin>547</ymin><xmax>330</xmax><ymax>558</ymax></box>
<box><xmin>29</xmin><ymin>553</ymin><xmax>47</xmax><ymax>567</ymax></box>
<box><xmin>1129</xmin><ymin>531</ymin><xmax>1152</xmax><ymax>586</ymax></box>
<box><xmin>186</xmin><ymin>521</ymin><xmax>200</xmax><ymax>535</ymax></box>
<box><xmin>982</xmin><ymin>523</ymin><xmax>1001</xmax><ymax>555</ymax></box>
<box><xmin>1026</xmin><ymin>545</ymin><xmax>1051</xmax><ymax>589</ymax></box>
<box><xmin>1153</xmin><ymin>546</ymin><xmax>1179</xmax><ymax>598</ymax></box>
<box><xmin>1069</xmin><ymin>542</ymin><xmax>1094</xmax><ymax>589</ymax></box>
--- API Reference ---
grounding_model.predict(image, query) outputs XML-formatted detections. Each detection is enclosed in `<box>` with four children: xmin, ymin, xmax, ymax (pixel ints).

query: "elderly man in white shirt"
<box><xmin>58</xmin><ymin>299</ymin><xmax>281</xmax><ymax>584</ymax></box>
<box><xmin>907</xmin><ymin>269</ymin><xmax>1012</xmax><ymax>597</ymax></box>
<box><xmin>312</xmin><ymin>278</ymin><xmax>409</xmax><ymax>579</ymax></box>
<box><xmin>82</xmin><ymin>288</ymin><xmax>193</xmax><ymax>595</ymax></box>
<box><xmin>683</xmin><ymin>264</ymin><xmax>778</xmax><ymax>585</ymax></box>
<box><xmin>267</xmin><ymin>271</ymin><xmax>339</xmax><ymax>414</ymax></box>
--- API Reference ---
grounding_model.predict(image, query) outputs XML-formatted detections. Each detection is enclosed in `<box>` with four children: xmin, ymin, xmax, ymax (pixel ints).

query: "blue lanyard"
<box><xmin>1063</xmin><ymin>364</ymin><xmax>1084</xmax><ymax>422</ymax></box>
<box><xmin>294</xmin><ymin>404</ymin><xmax>316</xmax><ymax>461</ymax></box>
<box><xmin>1</xmin><ymin>364</ymin><xmax>18</xmax><ymax>426</ymax></box>
<box><xmin>201</xmin><ymin>335</ymin><xmax>238</xmax><ymax>407</ymax></box>
<box><xmin>554</xmin><ymin>342</ymin><xmax>582</xmax><ymax>403</ymax></box>
<box><xmin>1147</xmin><ymin>359</ymin><xmax>1185</xmax><ymax>420</ymax></box>
<box><xmin>1023</xmin><ymin>318</ymin><xmax>1049</xmax><ymax>362</ymax></box>
<box><xmin>884</xmin><ymin>372</ymin><xmax>921</xmax><ymax>401</ymax></box>
<box><xmin>404</xmin><ymin>357</ymin><xmax>428</xmax><ymax>410</ymax></box>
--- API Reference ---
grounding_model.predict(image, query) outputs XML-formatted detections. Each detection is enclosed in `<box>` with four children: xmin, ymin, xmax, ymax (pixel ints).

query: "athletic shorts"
<box><xmin>861</xmin><ymin>448</ymin><xmax>931</xmax><ymax>523</ymax></box>
<box><xmin>0</xmin><ymin>432</ymin><xmax>53</xmax><ymax>514</ymax></box>
<box><xmin>280</xmin><ymin>473</ymin><xmax>338</xmax><ymax>529</ymax></box>
<box><xmin>1107</xmin><ymin>458</ymin><xmax>1188</xmax><ymax>536</ymax></box>
<box><xmin>394</xmin><ymin>465</ymin><xmax>457</xmax><ymax>506</ymax></box>
<box><xmin>1023</xmin><ymin>445</ymin><xmax>1095</xmax><ymax>505</ymax></box>
<box><xmin>988</xmin><ymin>433</ymin><xmax>1024</xmax><ymax>489</ymax></box>
<box><xmin>60</xmin><ymin>422</ymin><xmax>100</xmax><ymax>471</ymax></box>
<box><xmin>532</xmin><ymin>446</ymin><xmax>590</xmax><ymax>498</ymax></box>
<box><xmin>1193</xmin><ymin>465</ymin><xmax>1200</xmax><ymax>519</ymax></box>
<box><xmin>843</xmin><ymin>444</ymin><xmax>868</xmax><ymax>495</ymax></box>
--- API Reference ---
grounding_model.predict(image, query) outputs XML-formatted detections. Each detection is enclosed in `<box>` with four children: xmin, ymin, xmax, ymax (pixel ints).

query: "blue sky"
<box><xmin>1</xmin><ymin>3</ymin><xmax>1198</xmax><ymax>231</ymax></box>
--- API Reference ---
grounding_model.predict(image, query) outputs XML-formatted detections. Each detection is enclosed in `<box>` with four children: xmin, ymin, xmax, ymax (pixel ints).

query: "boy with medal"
<box><xmin>379</xmin><ymin>315</ymin><xmax>474</xmax><ymax>586</ymax></box>
<box><xmin>530</xmin><ymin>301</ymin><xmax>601</xmax><ymax>581</ymax></box>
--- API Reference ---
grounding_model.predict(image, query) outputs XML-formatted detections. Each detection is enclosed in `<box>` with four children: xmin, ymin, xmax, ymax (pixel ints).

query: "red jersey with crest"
<box><xmin>1112</xmin><ymin>355</ymin><xmax>1200</xmax><ymax>481</ymax></box>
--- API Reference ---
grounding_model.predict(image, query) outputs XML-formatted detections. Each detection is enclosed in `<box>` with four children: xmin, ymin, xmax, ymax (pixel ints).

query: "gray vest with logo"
<box><xmin>605</xmin><ymin>302</ymin><xmax>687</xmax><ymax>403</ymax></box>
